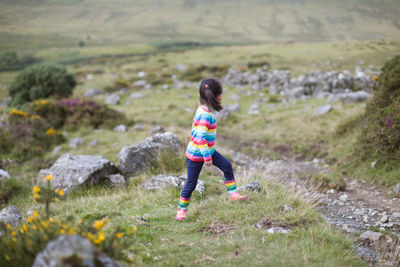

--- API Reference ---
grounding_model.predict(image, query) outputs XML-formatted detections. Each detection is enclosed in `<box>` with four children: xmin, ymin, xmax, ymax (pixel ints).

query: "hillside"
<box><xmin>0</xmin><ymin>0</ymin><xmax>400</xmax><ymax>52</ymax></box>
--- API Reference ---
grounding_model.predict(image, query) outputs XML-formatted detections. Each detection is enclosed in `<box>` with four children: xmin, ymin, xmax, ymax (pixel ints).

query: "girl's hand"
<box><xmin>205</xmin><ymin>160</ymin><xmax>213</xmax><ymax>167</ymax></box>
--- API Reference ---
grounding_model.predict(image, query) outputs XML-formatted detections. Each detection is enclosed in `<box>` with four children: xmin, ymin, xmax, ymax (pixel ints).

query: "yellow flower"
<box><xmin>12</xmin><ymin>237</ymin><xmax>17</xmax><ymax>242</ymax></box>
<box><xmin>33</xmin><ymin>193</ymin><xmax>40</xmax><ymax>199</ymax></box>
<box><xmin>46</xmin><ymin>128</ymin><xmax>56</xmax><ymax>136</ymax></box>
<box><xmin>20</xmin><ymin>229</ymin><xmax>24</xmax><ymax>234</ymax></box>
<box><xmin>33</xmin><ymin>186</ymin><xmax>40</xmax><ymax>193</ymax></box>
<box><xmin>93</xmin><ymin>220</ymin><xmax>105</xmax><ymax>230</ymax></box>
<box><xmin>23</xmin><ymin>224</ymin><xmax>28</xmax><ymax>231</ymax></box>
<box><xmin>60</xmin><ymin>229</ymin><xmax>65</xmax><ymax>234</ymax></box>
<box><xmin>93</xmin><ymin>231</ymin><xmax>105</xmax><ymax>244</ymax></box>
<box><xmin>132</xmin><ymin>226</ymin><xmax>137</xmax><ymax>232</ymax></box>
<box><xmin>27</xmin><ymin>216</ymin><xmax>35</xmax><ymax>223</ymax></box>
<box><xmin>87</xmin><ymin>232</ymin><xmax>94</xmax><ymax>240</ymax></box>
<box><xmin>9</xmin><ymin>109</ymin><xmax>28</xmax><ymax>117</ymax></box>
<box><xmin>33</xmin><ymin>210</ymin><xmax>39</xmax><ymax>217</ymax></box>
<box><xmin>40</xmin><ymin>221</ymin><xmax>49</xmax><ymax>229</ymax></box>
<box><xmin>5</xmin><ymin>254</ymin><xmax>10</xmax><ymax>261</ymax></box>
<box><xmin>6</xmin><ymin>224</ymin><xmax>11</xmax><ymax>229</ymax></box>
<box><xmin>78</xmin><ymin>219</ymin><xmax>83</xmax><ymax>224</ymax></box>
<box><xmin>372</xmin><ymin>75</ymin><xmax>378</xmax><ymax>81</ymax></box>
<box><xmin>115</xmin><ymin>232</ymin><xmax>123</xmax><ymax>238</ymax></box>
<box><xmin>54</xmin><ymin>188</ymin><xmax>60</xmax><ymax>193</ymax></box>
<box><xmin>43</xmin><ymin>174</ymin><xmax>53</xmax><ymax>181</ymax></box>
<box><xmin>59</xmin><ymin>190</ymin><xmax>64</xmax><ymax>196</ymax></box>
<box><xmin>30</xmin><ymin>115</ymin><xmax>41</xmax><ymax>120</ymax></box>
<box><xmin>33</xmin><ymin>226</ymin><xmax>38</xmax><ymax>230</ymax></box>
<box><xmin>68</xmin><ymin>228</ymin><xmax>76</xmax><ymax>235</ymax></box>
<box><xmin>11</xmin><ymin>231</ymin><xmax>17</xmax><ymax>236</ymax></box>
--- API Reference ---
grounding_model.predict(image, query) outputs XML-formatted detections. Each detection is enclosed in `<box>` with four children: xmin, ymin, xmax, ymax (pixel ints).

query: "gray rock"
<box><xmin>140</xmin><ymin>174</ymin><xmax>205</xmax><ymax>194</ymax></box>
<box><xmin>0</xmin><ymin>169</ymin><xmax>10</xmax><ymax>180</ymax></box>
<box><xmin>149</xmin><ymin>125</ymin><xmax>165</xmax><ymax>135</ymax></box>
<box><xmin>237</xmin><ymin>181</ymin><xmax>260</xmax><ymax>192</ymax></box>
<box><xmin>359</xmin><ymin>231</ymin><xmax>383</xmax><ymax>242</ymax></box>
<box><xmin>105</xmin><ymin>174</ymin><xmax>126</xmax><ymax>187</ymax></box>
<box><xmin>137</xmin><ymin>71</ymin><xmax>146</xmax><ymax>78</ymax></box>
<box><xmin>393</xmin><ymin>183</ymin><xmax>400</xmax><ymax>195</ymax></box>
<box><xmin>132</xmin><ymin>80</ymin><xmax>146</xmax><ymax>87</ymax></box>
<box><xmin>113</xmin><ymin>125</ymin><xmax>127</xmax><ymax>132</ymax></box>
<box><xmin>104</xmin><ymin>93</ymin><xmax>120</xmax><ymax>105</ymax></box>
<box><xmin>161</xmin><ymin>84</ymin><xmax>169</xmax><ymax>90</ymax></box>
<box><xmin>38</xmin><ymin>154</ymin><xmax>119</xmax><ymax>193</ymax></box>
<box><xmin>216</xmin><ymin>104</ymin><xmax>240</xmax><ymax>120</ymax></box>
<box><xmin>176</xmin><ymin>63</ymin><xmax>187</xmax><ymax>72</ymax></box>
<box><xmin>88</xmin><ymin>139</ymin><xmax>97</xmax><ymax>146</ymax></box>
<box><xmin>130</xmin><ymin>93</ymin><xmax>145</xmax><ymax>99</ymax></box>
<box><xmin>283</xmin><ymin>204</ymin><xmax>293</xmax><ymax>212</ymax></box>
<box><xmin>132</xmin><ymin>124</ymin><xmax>145</xmax><ymax>131</ymax></box>
<box><xmin>118</xmin><ymin>132</ymin><xmax>180</xmax><ymax>177</ymax></box>
<box><xmin>340</xmin><ymin>91</ymin><xmax>370</xmax><ymax>103</ymax></box>
<box><xmin>339</xmin><ymin>194</ymin><xmax>348</xmax><ymax>202</ymax></box>
<box><xmin>52</xmin><ymin>145</ymin><xmax>62</xmax><ymax>156</ymax></box>
<box><xmin>32</xmin><ymin>235</ymin><xmax>124</xmax><ymax>267</ymax></box>
<box><xmin>83</xmin><ymin>88</ymin><xmax>102</xmax><ymax>98</ymax></box>
<box><xmin>314</xmin><ymin>105</ymin><xmax>333</xmax><ymax>116</ymax></box>
<box><xmin>0</xmin><ymin>97</ymin><xmax>11</xmax><ymax>108</ymax></box>
<box><xmin>266</xmin><ymin>227</ymin><xmax>291</xmax><ymax>234</ymax></box>
<box><xmin>69</xmin><ymin>137</ymin><xmax>84</xmax><ymax>149</ymax></box>
<box><xmin>247</xmin><ymin>103</ymin><xmax>260</xmax><ymax>115</ymax></box>
<box><xmin>0</xmin><ymin>206</ymin><xmax>21</xmax><ymax>227</ymax></box>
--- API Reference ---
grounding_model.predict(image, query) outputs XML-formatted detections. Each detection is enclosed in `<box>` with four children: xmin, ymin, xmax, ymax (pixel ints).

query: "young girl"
<box><xmin>176</xmin><ymin>77</ymin><xmax>248</xmax><ymax>221</ymax></box>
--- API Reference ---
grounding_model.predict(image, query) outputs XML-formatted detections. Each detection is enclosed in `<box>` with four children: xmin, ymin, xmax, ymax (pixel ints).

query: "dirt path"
<box><xmin>225</xmin><ymin>149</ymin><xmax>400</xmax><ymax>266</ymax></box>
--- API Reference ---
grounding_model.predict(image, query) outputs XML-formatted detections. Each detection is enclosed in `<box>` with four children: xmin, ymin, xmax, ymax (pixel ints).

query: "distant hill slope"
<box><xmin>0</xmin><ymin>0</ymin><xmax>399</xmax><ymax>51</ymax></box>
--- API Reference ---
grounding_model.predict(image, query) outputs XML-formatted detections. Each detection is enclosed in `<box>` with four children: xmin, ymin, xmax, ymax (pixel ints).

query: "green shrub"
<box><xmin>357</xmin><ymin>55</ymin><xmax>400</xmax><ymax>163</ymax></box>
<box><xmin>8</xmin><ymin>63</ymin><xmax>76</xmax><ymax>106</ymax></box>
<box><xmin>0</xmin><ymin>52</ymin><xmax>40</xmax><ymax>71</ymax></box>
<box><xmin>0</xmin><ymin>178</ymin><xmax>24</xmax><ymax>206</ymax></box>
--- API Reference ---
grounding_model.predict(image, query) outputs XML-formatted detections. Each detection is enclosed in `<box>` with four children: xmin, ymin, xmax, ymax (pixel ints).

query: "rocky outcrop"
<box><xmin>38</xmin><ymin>154</ymin><xmax>119</xmax><ymax>193</ymax></box>
<box><xmin>32</xmin><ymin>235</ymin><xmax>124</xmax><ymax>267</ymax></box>
<box><xmin>118</xmin><ymin>132</ymin><xmax>180</xmax><ymax>177</ymax></box>
<box><xmin>223</xmin><ymin>67</ymin><xmax>375</xmax><ymax>101</ymax></box>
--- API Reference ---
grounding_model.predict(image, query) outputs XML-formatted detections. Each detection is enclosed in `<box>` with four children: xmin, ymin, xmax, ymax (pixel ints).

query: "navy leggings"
<box><xmin>181</xmin><ymin>150</ymin><xmax>234</xmax><ymax>199</ymax></box>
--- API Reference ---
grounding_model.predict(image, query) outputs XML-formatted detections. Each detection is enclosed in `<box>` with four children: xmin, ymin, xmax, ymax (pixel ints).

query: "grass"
<box><xmin>24</xmin><ymin>167</ymin><xmax>365</xmax><ymax>266</ymax></box>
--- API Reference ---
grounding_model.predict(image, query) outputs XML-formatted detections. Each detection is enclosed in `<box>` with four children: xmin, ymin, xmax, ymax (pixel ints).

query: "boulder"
<box><xmin>140</xmin><ymin>174</ymin><xmax>205</xmax><ymax>194</ymax></box>
<box><xmin>314</xmin><ymin>105</ymin><xmax>333</xmax><ymax>116</ymax></box>
<box><xmin>118</xmin><ymin>132</ymin><xmax>180</xmax><ymax>177</ymax></box>
<box><xmin>0</xmin><ymin>169</ymin><xmax>10</xmax><ymax>180</ymax></box>
<box><xmin>105</xmin><ymin>174</ymin><xmax>126</xmax><ymax>187</ymax></box>
<box><xmin>216</xmin><ymin>104</ymin><xmax>240</xmax><ymax>120</ymax></box>
<box><xmin>359</xmin><ymin>231</ymin><xmax>383</xmax><ymax>242</ymax></box>
<box><xmin>340</xmin><ymin>91</ymin><xmax>371</xmax><ymax>103</ymax></box>
<box><xmin>38</xmin><ymin>154</ymin><xmax>119</xmax><ymax>193</ymax></box>
<box><xmin>104</xmin><ymin>93</ymin><xmax>120</xmax><ymax>105</ymax></box>
<box><xmin>237</xmin><ymin>181</ymin><xmax>260</xmax><ymax>192</ymax></box>
<box><xmin>0</xmin><ymin>206</ymin><xmax>21</xmax><ymax>227</ymax></box>
<box><xmin>83</xmin><ymin>88</ymin><xmax>102</xmax><ymax>98</ymax></box>
<box><xmin>132</xmin><ymin>124</ymin><xmax>145</xmax><ymax>131</ymax></box>
<box><xmin>32</xmin><ymin>235</ymin><xmax>124</xmax><ymax>267</ymax></box>
<box><xmin>130</xmin><ymin>93</ymin><xmax>145</xmax><ymax>99</ymax></box>
<box><xmin>113</xmin><ymin>125</ymin><xmax>127</xmax><ymax>132</ymax></box>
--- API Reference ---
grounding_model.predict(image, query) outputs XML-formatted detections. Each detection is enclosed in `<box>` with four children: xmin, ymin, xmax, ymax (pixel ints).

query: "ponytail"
<box><xmin>199</xmin><ymin>78</ymin><xmax>223</xmax><ymax>111</ymax></box>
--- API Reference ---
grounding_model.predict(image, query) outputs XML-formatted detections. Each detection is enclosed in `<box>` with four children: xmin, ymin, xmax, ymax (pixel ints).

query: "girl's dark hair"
<box><xmin>199</xmin><ymin>77</ymin><xmax>223</xmax><ymax>111</ymax></box>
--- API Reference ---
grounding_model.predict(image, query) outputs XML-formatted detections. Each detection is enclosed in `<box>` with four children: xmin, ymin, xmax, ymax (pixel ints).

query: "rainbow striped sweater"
<box><xmin>185</xmin><ymin>105</ymin><xmax>217</xmax><ymax>162</ymax></box>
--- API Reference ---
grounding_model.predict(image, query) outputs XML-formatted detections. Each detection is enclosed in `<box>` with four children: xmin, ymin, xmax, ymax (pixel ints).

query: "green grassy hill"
<box><xmin>0</xmin><ymin>0</ymin><xmax>400</xmax><ymax>53</ymax></box>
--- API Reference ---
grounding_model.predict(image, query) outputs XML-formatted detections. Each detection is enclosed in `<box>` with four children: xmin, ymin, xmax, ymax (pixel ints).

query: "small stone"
<box><xmin>0</xmin><ymin>206</ymin><xmax>21</xmax><ymax>227</ymax></box>
<box><xmin>88</xmin><ymin>139</ymin><xmax>97</xmax><ymax>146</ymax></box>
<box><xmin>380</xmin><ymin>215</ymin><xmax>389</xmax><ymax>223</ymax></box>
<box><xmin>69</xmin><ymin>137</ymin><xmax>84</xmax><ymax>149</ymax></box>
<box><xmin>113</xmin><ymin>125</ymin><xmax>127</xmax><ymax>132</ymax></box>
<box><xmin>105</xmin><ymin>174</ymin><xmax>125</xmax><ymax>187</ymax></box>
<box><xmin>327</xmin><ymin>189</ymin><xmax>336</xmax><ymax>194</ymax></box>
<box><xmin>130</xmin><ymin>93</ymin><xmax>145</xmax><ymax>99</ymax></box>
<box><xmin>104</xmin><ymin>93</ymin><xmax>120</xmax><ymax>105</ymax></box>
<box><xmin>266</xmin><ymin>227</ymin><xmax>291</xmax><ymax>234</ymax></box>
<box><xmin>132</xmin><ymin>124</ymin><xmax>145</xmax><ymax>131</ymax></box>
<box><xmin>359</xmin><ymin>231</ymin><xmax>383</xmax><ymax>242</ymax></box>
<box><xmin>393</xmin><ymin>183</ymin><xmax>400</xmax><ymax>195</ymax></box>
<box><xmin>83</xmin><ymin>88</ymin><xmax>102</xmax><ymax>98</ymax></box>
<box><xmin>314</xmin><ymin>105</ymin><xmax>333</xmax><ymax>116</ymax></box>
<box><xmin>283</xmin><ymin>204</ymin><xmax>293</xmax><ymax>212</ymax></box>
<box><xmin>237</xmin><ymin>181</ymin><xmax>261</xmax><ymax>192</ymax></box>
<box><xmin>0</xmin><ymin>169</ymin><xmax>11</xmax><ymax>180</ymax></box>
<box><xmin>149</xmin><ymin>125</ymin><xmax>165</xmax><ymax>135</ymax></box>
<box><xmin>339</xmin><ymin>194</ymin><xmax>348</xmax><ymax>202</ymax></box>
<box><xmin>137</xmin><ymin>71</ymin><xmax>146</xmax><ymax>77</ymax></box>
